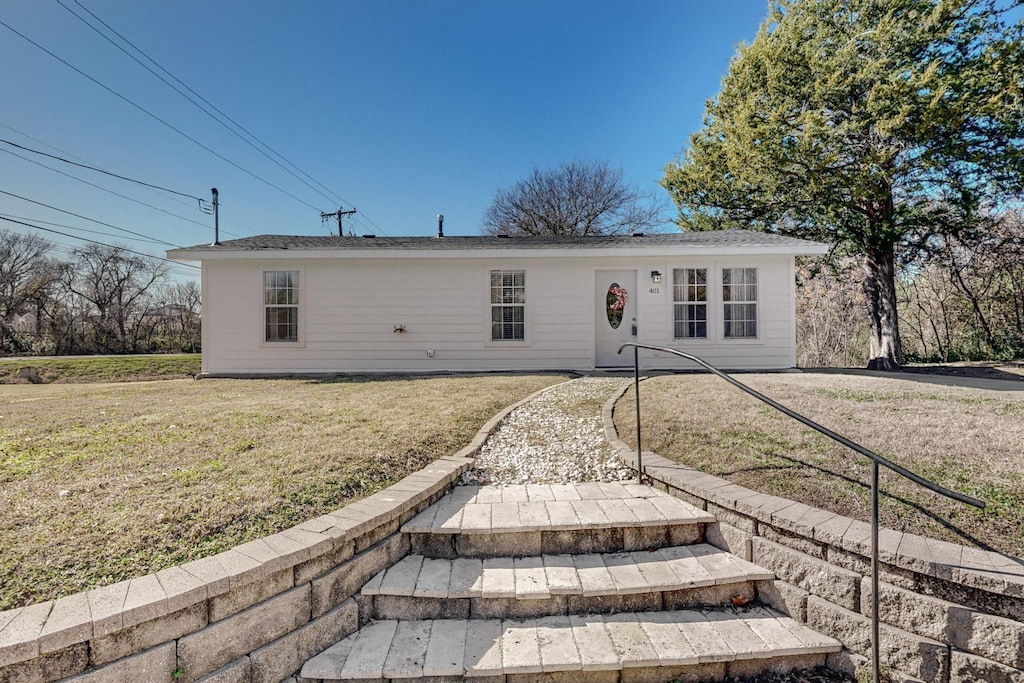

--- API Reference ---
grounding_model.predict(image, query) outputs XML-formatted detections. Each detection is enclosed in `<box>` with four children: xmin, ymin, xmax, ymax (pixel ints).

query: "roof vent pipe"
<box><xmin>436</xmin><ymin>214</ymin><xmax>444</xmax><ymax>238</ymax></box>
<box><xmin>210</xmin><ymin>188</ymin><xmax>220</xmax><ymax>246</ymax></box>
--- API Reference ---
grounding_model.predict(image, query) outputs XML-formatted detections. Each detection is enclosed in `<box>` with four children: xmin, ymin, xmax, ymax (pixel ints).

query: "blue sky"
<box><xmin>0</xmin><ymin>1</ymin><xmax>768</xmax><ymax>279</ymax></box>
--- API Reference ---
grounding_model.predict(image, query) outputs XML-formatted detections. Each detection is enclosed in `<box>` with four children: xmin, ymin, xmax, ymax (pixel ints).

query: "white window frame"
<box><xmin>262</xmin><ymin>269</ymin><xmax>303</xmax><ymax>345</ymax></box>
<box><xmin>722</xmin><ymin>267</ymin><xmax>758</xmax><ymax>339</ymax></box>
<box><xmin>673</xmin><ymin>267</ymin><xmax>708</xmax><ymax>340</ymax></box>
<box><xmin>488</xmin><ymin>269</ymin><xmax>527</xmax><ymax>343</ymax></box>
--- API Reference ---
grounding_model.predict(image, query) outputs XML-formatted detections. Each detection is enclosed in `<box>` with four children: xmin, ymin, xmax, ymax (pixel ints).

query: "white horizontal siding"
<box><xmin>201</xmin><ymin>254</ymin><xmax>798</xmax><ymax>374</ymax></box>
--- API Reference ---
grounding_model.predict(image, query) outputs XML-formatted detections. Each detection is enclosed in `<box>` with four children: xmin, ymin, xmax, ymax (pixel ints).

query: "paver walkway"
<box><xmin>302</xmin><ymin>483</ymin><xmax>841</xmax><ymax>681</ymax></box>
<box><xmin>300</xmin><ymin>378</ymin><xmax>844</xmax><ymax>682</ymax></box>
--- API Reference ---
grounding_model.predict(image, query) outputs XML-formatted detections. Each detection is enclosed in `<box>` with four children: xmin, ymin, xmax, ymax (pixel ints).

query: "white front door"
<box><xmin>595</xmin><ymin>270</ymin><xmax>637</xmax><ymax>367</ymax></box>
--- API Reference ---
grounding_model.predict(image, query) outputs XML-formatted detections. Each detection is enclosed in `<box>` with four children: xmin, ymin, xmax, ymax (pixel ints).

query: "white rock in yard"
<box><xmin>462</xmin><ymin>377</ymin><xmax>633</xmax><ymax>486</ymax></box>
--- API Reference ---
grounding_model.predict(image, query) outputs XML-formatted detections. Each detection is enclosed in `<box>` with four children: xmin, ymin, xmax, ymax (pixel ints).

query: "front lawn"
<box><xmin>0</xmin><ymin>354</ymin><xmax>201</xmax><ymax>384</ymax></box>
<box><xmin>614</xmin><ymin>372</ymin><xmax>1024</xmax><ymax>558</ymax></box>
<box><xmin>0</xmin><ymin>373</ymin><xmax>568</xmax><ymax>609</ymax></box>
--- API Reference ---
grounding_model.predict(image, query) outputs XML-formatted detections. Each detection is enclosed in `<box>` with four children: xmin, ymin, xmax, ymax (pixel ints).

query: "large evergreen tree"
<box><xmin>663</xmin><ymin>0</ymin><xmax>1024</xmax><ymax>369</ymax></box>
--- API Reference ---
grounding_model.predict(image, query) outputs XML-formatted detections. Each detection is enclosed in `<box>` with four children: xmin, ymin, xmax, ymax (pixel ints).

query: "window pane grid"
<box><xmin>673</xmin><ymin>268</ymin><xmax>707</xmax><ymax>339</ymax></box>
<box><xmin>264</xmin><ymin>270</ymin><xmax>299</xmax><ymax>343</ymax></box>
<box><xmin>723</xmin><ymin>268</ymin><xmax>757</xmax><ymax>338</ymax></box>
<box><xmin>490</xmin><ymin>270</ymin><xmax>525</xmax><ymax>341</ymax></box>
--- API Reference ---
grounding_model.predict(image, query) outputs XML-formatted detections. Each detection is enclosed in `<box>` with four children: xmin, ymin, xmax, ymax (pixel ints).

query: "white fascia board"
<box><xmin>167</xmin><ymin>243</ymin><xmax>829</xmax><ymax>262</ymax></box>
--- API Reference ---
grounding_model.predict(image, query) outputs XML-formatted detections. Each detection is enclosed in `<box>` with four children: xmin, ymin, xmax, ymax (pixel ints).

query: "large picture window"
<box><xmin>723</xmin><ymin>267</ymin><xmax>757</xmax><ymax>338</ymax></box>
<box><xmin>673</xmin><ymin>268</ymin><xmax>707</xmax><ymax>339</ymax></box>
<box><xmin>264</xmin><ymin>271</ymin><xmax>299</xmax><ymax>343</ymax></box>
<box><xmin>490</xmin><ymin>270</ymin><xmax>525</xmax><ymax>341</ymax></box>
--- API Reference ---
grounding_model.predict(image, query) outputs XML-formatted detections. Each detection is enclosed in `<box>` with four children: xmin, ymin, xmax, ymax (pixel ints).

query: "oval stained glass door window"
<box><xmin>606</xmin><ymin>283</ymin><xmax>628</xmax><ymax>329</ymax></box>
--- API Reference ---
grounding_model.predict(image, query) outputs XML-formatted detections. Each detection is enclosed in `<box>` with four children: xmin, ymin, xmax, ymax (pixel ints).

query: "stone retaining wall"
<box><xmin>604</xmin><ymin>386</ymin><xmax>1024</xmax><ymax>683</ymax></box>
<box><xmin>0</xmin><ymin>380</ymin><xmax>556</xmax><ymax>683</ymax></box>
<box><xmin>0</xmin><ymin>455</ymin><xmax>470</xmax><ymax>683</ymax></box>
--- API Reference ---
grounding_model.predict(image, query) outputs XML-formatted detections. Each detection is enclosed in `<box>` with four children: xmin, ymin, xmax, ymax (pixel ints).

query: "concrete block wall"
<box><xmin>0</xmin><ymin>368</ymin><xmax>552</xmax><ymax>683</ymax></box>
<box><xmin>603</xmin><ymin>389</ymin><xmax>1024</xmax><ymax>683</ymax></box>
<box><xmin>0</xmin><ymin>455</ymin><xmax>472</xmax><ymax>683</ymax></box>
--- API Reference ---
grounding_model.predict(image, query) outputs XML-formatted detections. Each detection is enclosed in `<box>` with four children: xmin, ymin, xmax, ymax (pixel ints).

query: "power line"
<box><xmin>1</xmin><ymin>118</ymin><xmax>208</xmax><ymax>211</ymax></box>
<box><xmin>0</xmin><ymin>145</ymin><xmax>235</xmax><ymax>237</ymax></box>
<box><xmin>0</xmin><ymin>215</ymin><xmax>200</xmax><ymax>270</ymax></box>
<box><xmin>0</xmin><ymin>18</ymin><xmax>328</xmax><ymax>216</ymax></box>
<box><xmin>60</xmin><ymin>0</ymin><xmax>350</xmax><ymax>210</ymax></box>
<box><xmin>0</xmin><ymin>137</ymin><xmax>205</xmax><ymax>203</ymax></box>
<box><xmin>0</xmin><ymin>122</ymin><xmax>262</xmax><ymax>238</ymax></box>
<box><xmin>0</xmin><ymin>189</ymin><xmax>181</xmax><ymax>248</ymax></box>
<box><xmin>61</xmin><ymin>1</ymin><xmax>390</xmax><ymax>237</ymax></box>
<box><xmin>0</xmin><ymin>211</ymin><xmax>167</xmax><ymax>246</ymax></box>
<box><xmin>0</xmin><ymin>122</ymin><xmax>91</xmax><ymax>164</ymax></box>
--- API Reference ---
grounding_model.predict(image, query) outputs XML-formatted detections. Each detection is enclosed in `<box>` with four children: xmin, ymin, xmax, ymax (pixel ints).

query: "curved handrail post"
<box><xmin>871</xmin><ymin>458</ymin><xmax>881</xmax><ymax>683</ymax></box>
<box><xmin>633</xmin><ymin>343</ymin><xmax>643</xmax><ymax>485</ymax></box>
<box><xmin>616</xmin><ymin>342</ymin><xmax>985</xmax><ymax>683</ymax></box>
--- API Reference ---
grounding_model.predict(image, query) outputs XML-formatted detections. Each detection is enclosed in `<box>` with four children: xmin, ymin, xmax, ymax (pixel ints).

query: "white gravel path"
<box><xmin>460</xmin><ymin>376</ymin><xmax>636</xmax><ymax>485</ymax></box>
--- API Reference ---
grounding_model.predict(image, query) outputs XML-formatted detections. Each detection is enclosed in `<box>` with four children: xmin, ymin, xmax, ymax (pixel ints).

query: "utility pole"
<box><xmin>321</xmin><ymin>207</ymin><xmax>357</xmax><ymax>236</ymax></box>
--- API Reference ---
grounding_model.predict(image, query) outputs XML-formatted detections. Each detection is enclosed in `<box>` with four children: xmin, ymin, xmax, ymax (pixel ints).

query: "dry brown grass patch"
<box><xmin>0</xmin><ymin>373</ymin><xmax>568</xmax><ymax>609</ymax></box>
<box><xmin>615</xmin><ymin>372</ymin><xmax>1024</xmax><ymax>557</ymax></box>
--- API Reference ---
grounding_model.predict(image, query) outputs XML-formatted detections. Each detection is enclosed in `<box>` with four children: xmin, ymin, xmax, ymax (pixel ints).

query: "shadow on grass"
<box><xmin>806</xmin><ymin>366</ymin><xmax>1024</xmax><ymax>391</ymax></box>
<box><xmin>718</xmin><ymin>453</ymin><xmax>998</xmax><ymax>553</ymax></box>
<box><xmin>308</xmin><ymin>370</ymin><xmax>572</xmax><ymax>385</ymax></box>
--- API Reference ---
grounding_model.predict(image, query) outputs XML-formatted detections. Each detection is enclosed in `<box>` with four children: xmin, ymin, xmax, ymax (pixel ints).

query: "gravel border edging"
<box><xmin>450</xmin><ymin>375</ymin><xmax>580</xmax><ymax>462</ymax></box>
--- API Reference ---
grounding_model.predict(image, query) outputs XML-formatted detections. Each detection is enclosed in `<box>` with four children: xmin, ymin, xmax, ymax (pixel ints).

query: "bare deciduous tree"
<box><xmin>0</xmin><ymin>230</ymin><xmax>59</xmax><ymax>353</ymax></box>
<box><xmin>482</xmin><ymin>160</ymin><xmax>666</xmax><ymax>237</ymax></box>
<box><xmin>62</xmin><ymin>244</ymin><xmax>169</xmax><ymax>354</ymax></box>
<box><xmin>900</xmin><ymin>210</ymin><xmax>1024</xmax><ymax>361</ymax></box>
<box><xmin>0</xmin><ymin>230</ymin><xmax>202</xmax><ymax>356</ymax></box>
<box><xmin>796</xmin><ymin>259</ymin><xmax>868</xmax><ymax>368</ymax></box>
<box><xmin>151</xmin><ymin>280</ymin><xmax>201</xmax><ymax>352</ymax></box>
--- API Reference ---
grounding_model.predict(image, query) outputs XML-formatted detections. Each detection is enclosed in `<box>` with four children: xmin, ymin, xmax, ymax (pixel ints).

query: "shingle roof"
<box><xmin>171</xmin><ymin>229</ymin><xmax>824</xmax><ymax>253</ymax></box>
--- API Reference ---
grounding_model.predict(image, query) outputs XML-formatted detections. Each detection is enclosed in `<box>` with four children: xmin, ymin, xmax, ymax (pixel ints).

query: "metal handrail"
<box><xmin>617</xmin><ymin>342</ymin><xmax>985</xmax><ymax>683</ymax></box>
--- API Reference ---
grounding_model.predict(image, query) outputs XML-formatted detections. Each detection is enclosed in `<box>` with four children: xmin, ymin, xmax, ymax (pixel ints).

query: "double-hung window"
<box><xmin>264</xmin><ymin>271</ymin><xmax>299</xmax><ymax>343</ymax></box>
<box><xmin>723</xmin><ymin>267</ymin><xmax>757</xmax><ymax>338</ymax></box>
<box><xmin>490</xmin><ymin>270</ymin><xmax>525</xmax><ymax>341</ymax></box>
<box><xmin>673</xmin><ymin>268</ymin><xmax>707</xmax><ymax>339</ymax></box>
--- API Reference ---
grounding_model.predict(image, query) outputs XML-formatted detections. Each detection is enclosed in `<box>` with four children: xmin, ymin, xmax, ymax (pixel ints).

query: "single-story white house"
<box><xmin>167</xmin><ymin>230</ymin><xmax>827</xmax><ymax>376</ymax></box>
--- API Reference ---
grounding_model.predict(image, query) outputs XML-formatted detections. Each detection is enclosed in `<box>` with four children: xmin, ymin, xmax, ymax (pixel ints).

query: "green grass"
<box><xmin>0</xmin><ymin>373</ymin><xmax>569</xmax><ymax>609</ymax></box>
<box><xmin>615</xmin><ymin>372</ymin><xmax>1024</xmax><ymax>558</ymax></box>
<box><xmin>0</xmin><ymin>354</ymin><xmax>201</xmax><ymax>384</ymax></box>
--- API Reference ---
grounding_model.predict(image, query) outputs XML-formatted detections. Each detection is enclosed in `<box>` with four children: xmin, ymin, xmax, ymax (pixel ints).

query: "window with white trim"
<box><xmin>264</xmin><ymin>270</ymin><xmax>299</xmax><ymax>342</ymax></box>
<box><xmin>673</xmin><ymin>268</ymin><xmax>707</xmax><ymax>339</ymax></box>
<box><xmin>490</xmin><ymin>270</ymin><xmax>525</xmax><ymax>341</ymax></box>
<box><xmin>723</xmin><ymin>267</ymin><xmax>757</xmax><ymax>338</ymax></box>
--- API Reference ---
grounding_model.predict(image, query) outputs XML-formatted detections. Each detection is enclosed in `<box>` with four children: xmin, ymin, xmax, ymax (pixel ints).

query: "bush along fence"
<box><xmin>602</xmin><ymin>388</ymin><xmax>1024</xmax><ymax>683</ymax></box>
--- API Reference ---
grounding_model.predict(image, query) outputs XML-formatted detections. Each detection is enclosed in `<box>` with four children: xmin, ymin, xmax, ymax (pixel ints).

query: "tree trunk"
<box><xmin>862</xmin><ymin>248</ymin><xmax>902</xmax><ymax>370</ymax></box>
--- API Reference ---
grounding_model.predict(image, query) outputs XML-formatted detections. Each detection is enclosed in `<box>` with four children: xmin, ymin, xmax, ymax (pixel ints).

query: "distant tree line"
<box><xmin>0</xmin><ymin>229</ymin><xmax>200</xmax><ymax>356</ymax></box>
<box><xmin>797</xmin><ymin>211</ymin><xmax>1024</xmax><ymax>366</ymax></box>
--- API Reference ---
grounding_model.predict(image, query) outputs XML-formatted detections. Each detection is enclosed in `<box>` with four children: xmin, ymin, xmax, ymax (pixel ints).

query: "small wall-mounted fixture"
<box><xmin>650</xmin><ymin>270</ymin><xmax>662</xmax><ymax>284</ymax></box>
<box><xmin>426</xmin><ymin>348</ymin><xmax>435</xmax><ymax>358</ymax></box>
<box><xmin>393</xmin><ymin>325</ymin><xmax>407</xmax><ymax>334</ymax></box>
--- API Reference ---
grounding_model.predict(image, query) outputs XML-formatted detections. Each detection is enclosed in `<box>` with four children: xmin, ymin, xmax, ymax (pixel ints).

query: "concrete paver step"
<box><xmin>363</xmin><ymin>544</ymin><xmax>772</xmax><ymax>601</ymax></box>
<box><xmin>402</xmin><ymin>484</ymin><xmax>714</xmax><ymax>535</ymax></box>
<box><xmin>300</xmin><ymin>607</ymin><xmax>842</xmax><ymax>681</ymax></box>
